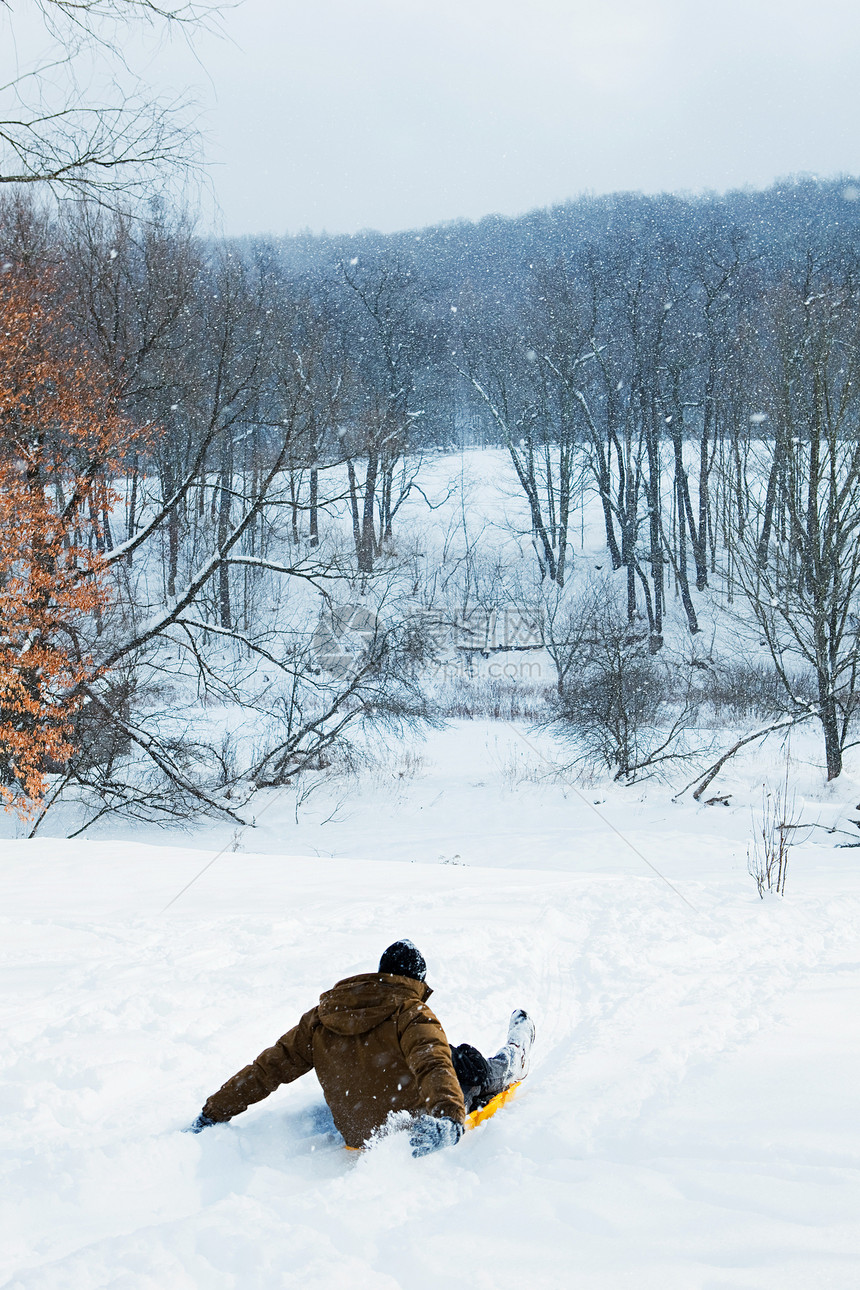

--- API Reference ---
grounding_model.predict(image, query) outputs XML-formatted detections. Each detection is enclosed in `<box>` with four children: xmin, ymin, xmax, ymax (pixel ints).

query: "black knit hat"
<box><xmin>379</xmin><ymin>940</ymin><xmax>426</xmax><ymax>982</ymax></box>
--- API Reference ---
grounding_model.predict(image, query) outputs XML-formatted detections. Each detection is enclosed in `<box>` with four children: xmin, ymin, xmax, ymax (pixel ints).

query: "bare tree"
<box><xmin>728</xmin><ymin>252</ymin><xmax>860</xmax><ymax>780</ymax></box>
<box><xmin>503</xmin><ymin>570</ymin><xmax>603</xmax><ymax>697</ymax></box>
<box><xmin>559</xmin><ymin>242</ymin><xmax>672</xmax><ymax>648</ymax></box>
<box><xmin>1</xmin><ymin>0</ymin><xmax>219</xmax><ymax>198</ymax></box>
<box><xmin>549</xmin><ymin>589</ymin><xmax>702</xmax><ymax>782</ymax></box>
<box><xmin>455</xmin><ymin>295</ymin><xmax>588</xmax><ymax>588</ymax></box>
<box><xmin>0</xmin><ymin>211</ymin><xmax>430</xmax><ymax>833</ymax></box>
<box><xmin>337</xmin><ymin>253</ymin><xmax>429</xmax><ymax>574</ymax></box>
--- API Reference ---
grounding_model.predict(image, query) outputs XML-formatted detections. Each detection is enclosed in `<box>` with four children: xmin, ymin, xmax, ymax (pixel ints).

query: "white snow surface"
<box><xmin>3</xmin><ymin>723</ymin><xmax>860</xmax><ymax>1288</ymax></box>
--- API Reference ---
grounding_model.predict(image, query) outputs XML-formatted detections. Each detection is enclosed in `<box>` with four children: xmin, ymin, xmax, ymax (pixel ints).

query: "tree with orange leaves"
<box><xmin>0</xmin><ymin>264</ymin><xmax>139</xmax><ymax>814</ymax></box>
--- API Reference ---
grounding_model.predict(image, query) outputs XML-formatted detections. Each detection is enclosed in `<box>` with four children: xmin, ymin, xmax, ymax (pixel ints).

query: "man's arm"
<box><xmin>199</xmin><ymin>1007</ymin><xmax>318</xmax><ymax>1124</ymax></box>
<box><xmin>397</xmin><ymin>1001</ymin><xmax>466</xmax><ymax>1126</ymax></box>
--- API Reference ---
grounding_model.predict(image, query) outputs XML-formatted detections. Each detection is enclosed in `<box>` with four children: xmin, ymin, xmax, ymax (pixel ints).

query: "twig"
<box><xmin>672</xmin><ymin>713</ymin><xmax>815</xmax><ymax>802</ymax></box>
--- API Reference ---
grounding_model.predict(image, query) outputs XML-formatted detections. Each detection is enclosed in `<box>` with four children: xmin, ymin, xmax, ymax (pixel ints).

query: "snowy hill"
<box><xmin>3</xmin><ymin>725</ymin><xmax>860</xmax><ymax>1288</ymax></box>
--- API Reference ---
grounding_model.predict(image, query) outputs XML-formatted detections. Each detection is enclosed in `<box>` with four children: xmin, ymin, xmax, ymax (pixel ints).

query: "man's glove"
<box><xmin>184</xmin><ymin>1113</ymin><xmax>217</xmax><ymax>1134</ymax></box>
<box><xmin>409</xmin><ymin>1115</ymin><xmax>464</xmax><ymax>1158</ymax></box>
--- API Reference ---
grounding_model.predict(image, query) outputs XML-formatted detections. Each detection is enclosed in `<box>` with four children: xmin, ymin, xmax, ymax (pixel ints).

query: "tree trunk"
<box><xmin>126</xmin><ymin>453</ymin><xmax>138</xmax><ymax>565</ymax></box>
<box><xmin>167</xmin><ymin>502</ymin><xmax>179</xmax><ymax>600</ymax></box>
<box><xmin>358</xmin><ymin>451</ymin><xmax>378</xmax><ymax>574</ymax></box>
<box><xmin>309</xmin><ymin>467</ymin><xmax>319</xmax><ymax>547</ymax></box>
<box><xmin>381</xmin><ymin>463</ymin><xmax>394</xmax><ymax>543</ymax></box>
<box><xmin>289</xmin><ymin>471</ymin><xmax>300</xmax><ymax>544</ymax></box>
<box><xmin>218</xmin><ymin>435</ymin><xmax>233</xmax><ymax>629</ymax></box>
<box><xmin>670</xmin><ymin>430</ymin><xmax>699</xmax><ymax>634</ymax></box>
<box><xmin>757</xmin><ymin>451</ymin><xmax>780</xmax><ymax>569</ymax></box>
<box><xmin>556</xmin><ymin>457</ymin><xmax>570</xmax><ymax>587</ymax></box>
<box><xmin>588</xmin><ymin>432</ymin><xmax>621</xmax><ymax>567</ymax></box>
<box><xmin>694</xmin><ymin>392</ymin><xmax>711</xmax><ymax>589</ymax></box>
<box><xmin>644</xmin><ymin>403</ymin><xmax>663</xmax><ymax>644</ymax></box>
<box><xmin>347</xmin><ymin>459</ymin><xmax>362</xmax><ymax>560</ymax></box>
<box><xmin>819</xmin><ymin>686</ymin><xmax>843</xmax><ymax>780</ymax></box>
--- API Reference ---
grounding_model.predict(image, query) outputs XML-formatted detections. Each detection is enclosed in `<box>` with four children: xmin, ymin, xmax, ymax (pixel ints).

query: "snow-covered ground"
<box><xmin>3</xmin><ymin>722</ymin><xmax>860</xmax><ymax>1288</ymax></box>
<box><xmin>3</xmin><ymin>446</ymin><xmax>860</xmax><ymax>1285</ymax></box>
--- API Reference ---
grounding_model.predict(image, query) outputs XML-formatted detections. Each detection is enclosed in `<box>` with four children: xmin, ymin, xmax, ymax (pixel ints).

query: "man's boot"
<box><xmin>488</xmin><ymin>1008</ymin><xmax>536</xmax><ymax>1088</ymax></box>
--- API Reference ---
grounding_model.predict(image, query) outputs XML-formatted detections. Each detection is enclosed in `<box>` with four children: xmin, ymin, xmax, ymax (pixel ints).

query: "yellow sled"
<box><xmin>465</xmin><ymin>1079</ymin><xmax>522</xmax><ymax>1130</ymax></box>
<box><xmin>345</xmin><ymin>1080</ymin><xmax>523</xmax><ymax>1150</ymax></box>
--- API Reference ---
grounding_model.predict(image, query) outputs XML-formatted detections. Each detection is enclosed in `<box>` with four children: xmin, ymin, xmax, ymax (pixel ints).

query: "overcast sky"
<box><xmin>148</xmin><ymin>0</ymin><xmax>860</xmax><ymax>236</ymax></box>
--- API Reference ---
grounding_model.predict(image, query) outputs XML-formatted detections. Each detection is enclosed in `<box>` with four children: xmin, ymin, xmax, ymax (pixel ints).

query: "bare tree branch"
<box><xmin>1</xmin><ymin>0</ymin><xmax>223</xmax><ymax>197</ymax></box>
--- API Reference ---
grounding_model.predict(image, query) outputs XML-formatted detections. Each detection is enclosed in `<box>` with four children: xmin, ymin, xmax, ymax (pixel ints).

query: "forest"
<box><xmin>3</xmin><ymin>174</ymin><xmax>860</xmax><ymax>833</ymax></box>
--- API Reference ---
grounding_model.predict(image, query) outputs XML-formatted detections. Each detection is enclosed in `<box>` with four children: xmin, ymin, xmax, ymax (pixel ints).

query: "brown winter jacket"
<box><xmin>202</xmin><ymin>972</ymin><xmax>466</xmax><ymax>1148</ymax></box>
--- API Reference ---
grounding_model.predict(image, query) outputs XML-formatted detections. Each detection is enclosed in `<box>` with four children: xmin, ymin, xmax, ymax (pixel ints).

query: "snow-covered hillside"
<box><xmin>3</xmin><ymin>723</ymin><xmax>860</xmax><ymax>1289</ymax></box>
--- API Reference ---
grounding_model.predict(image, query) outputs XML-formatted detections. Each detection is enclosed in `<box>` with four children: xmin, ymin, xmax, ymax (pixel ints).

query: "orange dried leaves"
<box><xmin>0</xmin><ymin>266</ymin><xmax>137</xmax><ymax>813</ymax></box>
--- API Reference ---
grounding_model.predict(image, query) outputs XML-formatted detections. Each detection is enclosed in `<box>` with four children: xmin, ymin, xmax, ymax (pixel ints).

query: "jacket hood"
<box><xmin>317</xmin><ymin>972</ymin><xmax>432</xmax><ymax>1036</ymax></box>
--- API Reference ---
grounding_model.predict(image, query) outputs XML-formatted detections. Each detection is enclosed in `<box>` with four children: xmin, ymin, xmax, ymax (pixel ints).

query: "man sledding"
<box><xmin>187</xmin><ymin>939</ymin><xmax>535</xmax><ymax>1156</ymax></box>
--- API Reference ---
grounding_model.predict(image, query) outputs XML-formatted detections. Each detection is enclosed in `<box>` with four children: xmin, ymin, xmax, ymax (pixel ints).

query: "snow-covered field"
<box><xmin>3</xmin><ymin>722</ymin><xmax>860</xmax><ymax>1288</ymax></box>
